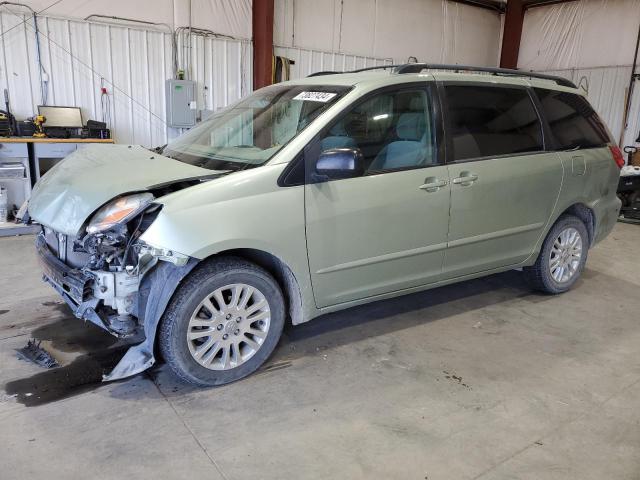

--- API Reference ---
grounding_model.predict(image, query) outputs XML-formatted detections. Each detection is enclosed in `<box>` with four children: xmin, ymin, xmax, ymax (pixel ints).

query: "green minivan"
<box><xmin>28</xmin><ymin>64</ymin><xmax>623</xmax><ymax>386</ymax></box>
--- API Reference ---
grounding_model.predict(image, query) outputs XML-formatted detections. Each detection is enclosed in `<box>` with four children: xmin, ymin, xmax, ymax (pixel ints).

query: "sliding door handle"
<box><xmin>452</xmin><ymin>172</ymin><xmax>478</xmax><ymax>186</ymax></box>
<box><xmin>419</xmin><ymin>178</ymin><xmax>448</xmax><ymax>192</ymax></box>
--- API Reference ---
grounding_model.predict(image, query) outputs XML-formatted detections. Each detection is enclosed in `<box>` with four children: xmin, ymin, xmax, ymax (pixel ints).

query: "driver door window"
<box><xmin>318</xmin><ymin>88</ymin><xmax>435</xmax><ymax>175</ymax></box>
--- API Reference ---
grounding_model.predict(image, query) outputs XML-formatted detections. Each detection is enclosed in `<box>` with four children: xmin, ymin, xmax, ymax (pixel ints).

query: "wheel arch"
<box><xmin>558</xmin><ymin>203</ymin><xmax>595</xmax><ymax>246</ymax></box>
<box><xmin>203</xmin><ymin>248</ymin><xmax>306</xmax><ymax>326</ymax></box>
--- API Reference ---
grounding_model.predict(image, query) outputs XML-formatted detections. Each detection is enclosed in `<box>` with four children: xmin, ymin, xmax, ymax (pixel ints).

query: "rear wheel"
<box><xmin>524</xmin><ymin>215</ymin><xmax>589</xmax><ymax>294</ymax></box>
<box><xmin>158</xmin><ymin>257</ymin><xmax>285</xmax><ymax>386</ymax></box>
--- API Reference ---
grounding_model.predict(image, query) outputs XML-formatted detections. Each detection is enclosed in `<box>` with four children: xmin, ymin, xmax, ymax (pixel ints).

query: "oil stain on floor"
<box><xmin>5</xmin><ymin>313</ymin><xmax>133</xmax><ymax>407</ymax></box>
<box><xmin>5</xmin><ymin>345</ymin><xmax>130</xmax><ymax>407</ymax></box>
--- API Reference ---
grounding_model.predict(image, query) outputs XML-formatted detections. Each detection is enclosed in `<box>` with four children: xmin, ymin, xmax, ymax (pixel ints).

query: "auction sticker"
<box><xmin>293</xmin><ymin>91</ymin><xmax>337</xmax><ymax>102</ymax></box>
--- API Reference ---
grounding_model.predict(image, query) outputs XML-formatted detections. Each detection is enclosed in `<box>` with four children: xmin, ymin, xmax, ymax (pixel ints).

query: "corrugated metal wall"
<box><xmin>537</xmin><ymin>66</ymin><xmax>637</xmax><ymax>146</ymax></box>
<box><xmin>274</xmin><ymin>45</ymin><xmax>393</xmax><ymax>79</ymax></box>
<box><xmin>0</xmin><ymin>12</ymin><xmax>252</xmax><ymax>147</ymax></box>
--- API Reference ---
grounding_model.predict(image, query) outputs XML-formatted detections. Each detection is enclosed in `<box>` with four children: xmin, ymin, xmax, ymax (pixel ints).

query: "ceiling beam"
<box><xmin>448</xmin><ymin>0</ymin><xmax>506</xmax><ymax>13</ymax></box>
<box><xmin>523</xmin><ymin>0</ymin><xmax>579</xmax><ymax>9</ymax></box>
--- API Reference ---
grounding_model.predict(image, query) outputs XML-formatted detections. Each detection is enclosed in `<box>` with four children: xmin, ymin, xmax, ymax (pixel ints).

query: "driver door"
<box><xmin>304</xmin><ymin>84</ymin><xmax>451</xmax><ymax>308</ymax></box>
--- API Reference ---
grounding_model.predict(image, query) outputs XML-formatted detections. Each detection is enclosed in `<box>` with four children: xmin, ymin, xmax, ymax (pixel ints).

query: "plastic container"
<box><xmin>0</xmin><ymin>186</ymin><xmax>8</xmax><ymax>223</ymax></box>
<box><xmin>621</xmin><ymin>165</ymin><xmax>640</xmax><ymax>177</ymax></box>
<box><xmin>0</xmin><ymin>162</ymin><xmax>25</xmax><ymax>179</ymax></box>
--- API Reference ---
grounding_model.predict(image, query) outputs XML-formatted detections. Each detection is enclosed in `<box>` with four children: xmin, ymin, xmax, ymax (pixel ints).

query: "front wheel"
<box><xmin>524</xmin><ymin>215</ymin><xmax>589</xmax><ymax>294</ymax></box>
<box><xmin>158</xmin><ymin>257</ymin><xmax>285</xmax><ymax>386</ymax></box>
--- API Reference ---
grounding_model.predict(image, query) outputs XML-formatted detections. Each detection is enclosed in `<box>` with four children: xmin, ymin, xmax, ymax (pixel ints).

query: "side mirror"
<box><xmin>314</xmin><ymin>148</ymin><xmax>364</xmax><ymax>182</ymax></box>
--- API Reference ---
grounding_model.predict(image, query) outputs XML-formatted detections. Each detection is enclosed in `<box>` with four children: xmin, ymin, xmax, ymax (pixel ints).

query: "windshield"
<box><xmin>162</xmin><ymin>84</ymin><xmax>351</xmax><ymax>171</ymax></box>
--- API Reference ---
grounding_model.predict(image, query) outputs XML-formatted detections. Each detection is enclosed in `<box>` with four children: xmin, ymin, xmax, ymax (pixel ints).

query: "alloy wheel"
<box><xmin>549</xmin><ymin>226</ymin><xmax>583</xmax><ymax>283</ymax></box>
<box><xmin>187</xmin><ymin>283</ymin><xmax>271</xmax><ymax>370</ymax></box>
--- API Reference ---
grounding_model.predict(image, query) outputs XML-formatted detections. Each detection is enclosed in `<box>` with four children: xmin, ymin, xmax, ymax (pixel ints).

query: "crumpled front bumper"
<box><xmin>36</xmin><ymin>232</ymin><xmax>199</xmax><ymax>382</ymax></box>
<box><xmin>35</xmin><ymin>233</ymin><xmax>104</xmax><ymax>330</ymax></box>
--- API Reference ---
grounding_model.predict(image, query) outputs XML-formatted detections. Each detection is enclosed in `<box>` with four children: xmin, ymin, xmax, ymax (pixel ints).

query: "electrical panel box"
<box><xmin>166</xmin><ymin>79</ymin><xmax>196</xmax><ymax>128</ymax></box>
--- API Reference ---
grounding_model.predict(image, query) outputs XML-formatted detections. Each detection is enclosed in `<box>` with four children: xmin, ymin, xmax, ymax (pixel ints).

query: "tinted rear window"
<box><xmin>444</xmin><ymin>85</ymin><xmax>544</xmax><ymax>161</ymax></box>
<box><xmin>534</xmin><ymin>88</ymin><xmax>610</xmax><ymax>150</ymax></box>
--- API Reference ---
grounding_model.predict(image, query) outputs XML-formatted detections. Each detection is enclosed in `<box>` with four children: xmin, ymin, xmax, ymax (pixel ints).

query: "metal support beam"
<box><xmin>252</xmin><ymin>0</ymin><xmax>274</xmax><ymax>90</ymax></box>
<box><xmin>523</xmin><ymin>0</ymin><xmax>578</xmax><ymax>9</ymax></box>
<box><xmin>448</xmin><ymin>0</ymin><xmax>506</xmax><ymax>13</ymax></box>
<box><xmin>499</xmin><ymin>0</ymin><xmax>524</xmax><ymax>69</ymax></box>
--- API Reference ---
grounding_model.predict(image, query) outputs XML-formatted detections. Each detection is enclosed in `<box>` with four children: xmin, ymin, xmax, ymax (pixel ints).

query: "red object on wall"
<box><xmin>500</xmin><ymin>0</ymin><xmax>524</xmax><ymax>69</ymax></box>
<box><xmin>253</xmin><ymin>0</ymin><xmax>274</xmax><ymax>90</ymax></box>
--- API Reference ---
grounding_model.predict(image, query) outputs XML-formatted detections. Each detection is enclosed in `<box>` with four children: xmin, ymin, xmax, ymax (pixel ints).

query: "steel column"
<box><xmin>499</xmin><ymin>0</ymin><xmax>524</xmax><ymax>69</ymax></box>
<box><xmin>252</xmin><ymin>0</ymin><xmax>274</xmax><ymax>90</ymax></box>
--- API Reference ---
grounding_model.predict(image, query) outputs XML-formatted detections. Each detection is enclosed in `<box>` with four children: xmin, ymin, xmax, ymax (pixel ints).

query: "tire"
<box><xmin>524</xmin><ymin>214</ymin><xmax>589</xmax><ymax>294</ymax></box>
<box><xmin>158</xmin><ymin>256</ymin><xmax>285</xmax><ymax>387</ymax></box>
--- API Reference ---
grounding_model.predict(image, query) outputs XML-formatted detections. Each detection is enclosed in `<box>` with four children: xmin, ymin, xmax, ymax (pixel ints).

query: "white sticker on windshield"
<box><xmin>293</xmin><ymin>91</ymin><xmax>337</xmax><ymax>103</ymax></box>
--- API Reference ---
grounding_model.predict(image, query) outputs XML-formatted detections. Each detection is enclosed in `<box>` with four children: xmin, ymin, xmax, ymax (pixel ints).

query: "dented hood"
<box><xmin>29</xmin><ymin>144</ymin><xmax>217</xmax><ymax>236</ymax></box>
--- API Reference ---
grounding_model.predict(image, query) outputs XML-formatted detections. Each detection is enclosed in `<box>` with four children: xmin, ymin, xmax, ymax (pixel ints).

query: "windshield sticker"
<box><xmin>293</xmin><ymin>91</ymin><xmax>337</xmax><ymax>103</ymax></box>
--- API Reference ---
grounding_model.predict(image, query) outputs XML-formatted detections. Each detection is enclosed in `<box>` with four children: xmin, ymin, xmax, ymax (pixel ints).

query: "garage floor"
<box><xmin>1</xmin><ymin>224</ymin><xmax>639</xmax><ymax>480</ymax></box>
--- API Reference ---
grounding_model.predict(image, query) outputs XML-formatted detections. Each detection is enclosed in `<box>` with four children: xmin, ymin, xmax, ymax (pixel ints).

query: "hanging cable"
<box><xmin>19</xmin><ymin>19</ymin><xmax>167</xmax><ymax>126</ymax></box>
<box><xmin>173</xmin><ymin>26</ymin><xmax>239</xmax><ymax>80</ymax></box>
<box><xmin>32</xmin><ymin>12</ymin><xmax>48</xmax><ymax>105</ymax></box>
<box><xmin>0</xmin><ymin>0</ymin><xmax>63</xmax><ymax>39</ymax></box>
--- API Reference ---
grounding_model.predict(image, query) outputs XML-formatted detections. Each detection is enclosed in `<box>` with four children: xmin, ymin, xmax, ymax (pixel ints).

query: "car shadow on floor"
<box><xmin>2</xmin><ymin>269</ymin><xmax>548</xmax><ymax>406</ymax></box>
<box><xmin>274</xmin><ymin>270</ymin><xmax>534</xmax><ymax>362</ymax></box>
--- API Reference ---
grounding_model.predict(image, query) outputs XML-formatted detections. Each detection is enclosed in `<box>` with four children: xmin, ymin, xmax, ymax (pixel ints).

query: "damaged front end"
<box><xmin>35</xmin><ymin>194</ymin><xmax>198</xmax><ymax>381</ymax></box>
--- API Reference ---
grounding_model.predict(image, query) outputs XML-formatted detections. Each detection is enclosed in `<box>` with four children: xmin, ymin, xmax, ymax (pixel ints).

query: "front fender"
<box><xmin>103</xmin><ymin>258</ymin><xmax>199</xmax><ymax>381</ymax></box>
<box><xmin>138</xmin><ymin>165</ymin><xmax>315</xmax><ymax>320</ymax></box>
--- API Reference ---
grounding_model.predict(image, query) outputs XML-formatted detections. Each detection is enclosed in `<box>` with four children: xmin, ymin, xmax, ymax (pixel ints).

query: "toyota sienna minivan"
<box><xmin>28</xmin><ymin>64</ymin><xmax>623</xmax><ymax>386</ymax></box>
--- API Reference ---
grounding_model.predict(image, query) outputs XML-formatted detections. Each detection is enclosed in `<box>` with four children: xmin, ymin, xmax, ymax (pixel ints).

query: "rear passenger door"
<box><xmin>441</xmin><ymin>83</ymin><xmax>563</xmax><ymax>278</ymax></box>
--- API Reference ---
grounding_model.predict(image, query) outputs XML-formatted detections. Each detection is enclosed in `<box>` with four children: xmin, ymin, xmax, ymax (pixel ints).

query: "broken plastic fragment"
<box><xmin>16</xmin><ymin>339</ymin><xmax>59</xmax><ymax>369</ymax></box>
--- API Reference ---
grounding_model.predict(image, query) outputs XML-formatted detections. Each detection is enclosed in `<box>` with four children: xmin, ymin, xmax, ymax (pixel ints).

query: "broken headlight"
<box><xmin>86</xmin><ymin>193</ymin><xmax>154</xmax><ymax>234</ymax></box>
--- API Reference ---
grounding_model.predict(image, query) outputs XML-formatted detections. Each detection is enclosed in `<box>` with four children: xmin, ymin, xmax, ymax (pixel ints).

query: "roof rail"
<box><xmin>306</xmin><ymin>63</ymin><xmax>576</xmax><ymax>89</ymax></box>
<box><xmin>307</xmin><ymin>71</ymin><xmax>341</xmax><ymax>77</ymax></box>
<box><xmin>350</xmin><ymin>64</ymin><xmax>400</xmax><ymax>73</ymax></box>
<box><xmin>394</xmin><ymin>63</ymin><xmax>577</xmax><ymax>88</ymax></box>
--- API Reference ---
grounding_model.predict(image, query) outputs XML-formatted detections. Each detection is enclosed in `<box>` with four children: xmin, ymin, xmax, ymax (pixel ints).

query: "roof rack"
<box><xmin>307</xmin><ymin>63</ymin><xmax>577</xmax><ymax>89</ymax></box>
<box><xmin>394</xmin><ymin>63</ymin><xmax>577</xmax><ymax>88</ymax></box>
<box><xmin>307</xmin><ymin>71</ymin><xmax>341</xmax><ymax>77</ymax></box>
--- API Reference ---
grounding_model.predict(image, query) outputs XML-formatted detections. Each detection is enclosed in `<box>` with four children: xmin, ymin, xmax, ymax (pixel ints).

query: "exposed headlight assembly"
<box><xmin>86</xmin><ymin>193</ymin><xmax>154</xmax><ymax>234</ymax></box>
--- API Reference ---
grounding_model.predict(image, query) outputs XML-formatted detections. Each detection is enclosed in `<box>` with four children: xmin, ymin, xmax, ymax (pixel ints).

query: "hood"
<box><xmin>29</xmin><ymin>144</ymin><xmax>219</xmax><ymax>236</ymax></box>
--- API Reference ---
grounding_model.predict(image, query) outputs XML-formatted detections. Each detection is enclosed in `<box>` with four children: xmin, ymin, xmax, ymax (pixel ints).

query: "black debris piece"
<box><xmin>17</xmin><ymin>340</ymin><xmax>59</xmax><ymax>369</ymax></box>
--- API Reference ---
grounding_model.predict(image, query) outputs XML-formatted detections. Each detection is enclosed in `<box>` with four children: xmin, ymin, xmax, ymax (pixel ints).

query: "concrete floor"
<box><xmin>0</xmin><ymin>224</ymin><xmax>639</xmax><ymax>480</ymax></box>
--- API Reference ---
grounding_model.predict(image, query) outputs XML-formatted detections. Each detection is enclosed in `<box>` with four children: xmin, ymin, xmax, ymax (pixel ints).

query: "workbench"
<box><xmin>0</xmin><ymin>137</ymin><xmax>114</xmax><ymax>237</ymax></box>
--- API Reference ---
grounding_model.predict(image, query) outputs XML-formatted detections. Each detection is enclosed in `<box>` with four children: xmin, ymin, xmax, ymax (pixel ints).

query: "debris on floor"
<box><xmin>16</xmin><ymin>339</ymin><xmax>59</xmax><ymax>369</ymax></box>
<box><xmin>443</xmin><ymin>370</ymin><xmax>471</xmax><ymax>389</ymax></box>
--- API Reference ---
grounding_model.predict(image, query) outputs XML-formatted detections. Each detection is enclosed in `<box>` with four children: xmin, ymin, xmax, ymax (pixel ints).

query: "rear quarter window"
<box><xmin>533</xmin><ymin>88</ymin><xmax>611</xmax><ymax>150</ymax></box>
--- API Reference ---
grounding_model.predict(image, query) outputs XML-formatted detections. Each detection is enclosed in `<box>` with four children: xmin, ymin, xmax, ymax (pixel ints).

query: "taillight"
<box><xmin>609</xmin><ymin>145</ymin><xmax>625</xmax><ymax>169</ymax></box>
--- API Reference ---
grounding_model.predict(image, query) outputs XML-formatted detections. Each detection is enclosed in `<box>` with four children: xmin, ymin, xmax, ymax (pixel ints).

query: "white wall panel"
<box><xmin>0</xmin><ymin>12</ymin><xmax>251</xmax><ymax>147</ymax></box>
<box><xmin>520</xmin><ymin>0</ymin><xmax>640</xmax><ymax>148</ymax></box>
<box><xmin>520</xmin><ymin>0</ymin><xmax>640</xmax><ymax>71</ymax></box>
<box><xmin>274</xmin><ymin>0</ymin><xmax>502</xmax><ymax>66</ymax></box>
<box><xmin>8</xmin><ymin>0</ymin><xmax>252</xmax><ymax>39</ymax></box>
<box><xmin>274</xmin><ymin>45</ymin><xmax>392</xmax><ymax>79</ymax></box>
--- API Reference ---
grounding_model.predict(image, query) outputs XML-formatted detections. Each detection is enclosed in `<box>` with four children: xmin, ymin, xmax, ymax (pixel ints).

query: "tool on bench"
<box><xmin>33</xmin><ymin>114</ymin><xmax>46</xmax><ymax>138</ymax></box>
<box><xmin>0</xmin><ymin>89</ymin><xmax>16</xmax><ymax>136</ymax></box>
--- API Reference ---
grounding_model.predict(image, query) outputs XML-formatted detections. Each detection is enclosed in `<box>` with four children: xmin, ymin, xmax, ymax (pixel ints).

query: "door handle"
<box><xmin>452</xmin><ymin>172</ymin><xmax>478</xmax><ymax>186</ymax></box>
<box><xmin>419</xmin><ymin>178</ymin><xmax>448</xmax><ymax>192</ymax></box>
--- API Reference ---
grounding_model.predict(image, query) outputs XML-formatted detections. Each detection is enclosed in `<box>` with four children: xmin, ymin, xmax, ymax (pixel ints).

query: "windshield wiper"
<box><xmin>151</xmin><ymin>144</ymin><xmax>167</xmax><ymax>154</ymax></box>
